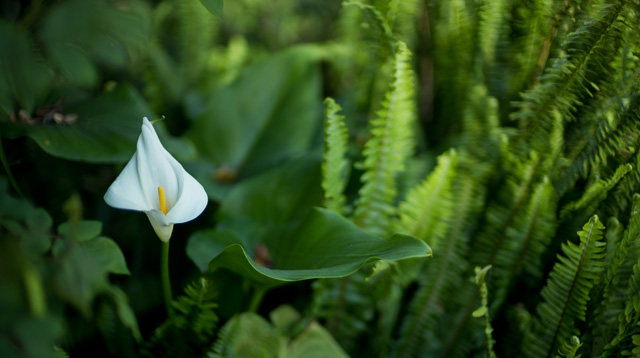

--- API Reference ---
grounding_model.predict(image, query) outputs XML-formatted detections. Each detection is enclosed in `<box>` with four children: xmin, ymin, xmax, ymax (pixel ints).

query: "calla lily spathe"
<box><xmin>104</xmin><ymin>117</ymin><xmax>207</xmax><ymax>242</ymax></box>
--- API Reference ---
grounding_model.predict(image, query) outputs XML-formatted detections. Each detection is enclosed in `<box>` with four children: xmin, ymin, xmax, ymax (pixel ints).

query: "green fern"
<box><xmin>509</xmin><ymin>0</ymin><xmax>554</xmax><ymax>96</ymax></box>
<box><xmin>322</xmin><ymin>97</ymin><xmax>350</xmax><ymax>215</ymax></box>
<box><xmin>431</xmin><ymin>0</ymin><xmax>474</xmax><ymax>134</ymax></box>
<box><xmin>471</xmin><ymin>149</ymin><xmax>541</xmax><ymax>268</ymax></box>
<box><xmin>492</xmin><ymin>175</ymin><xmax>557</xmax><ymax>310</ymax></box>
<box><xmin>311</xmin><ymin>272</ymin><xmax>375</xmax><ymax>354</ymax></box>
<box><xmin>354</xmin><ymin>40</ymin><xmax>416</xmax><ymax>237</ymax></box>
<box><xmin>522</xmin><ymin>215</ymin><xmax>606</xmax><ymax>358</ymax></box>
<box><xmin>343</xmin><ymin>1</ymin><xmax>395</xmax><ymax>52</ymax></box>
<box><xmin>600</xmin><ymin>258</ymin><xmax>640</xmax><ymax>357</ymax></box>
<box><xmin>472</xmin><ymin>265</ymin><xmax>498</xmax><ymax>358</ymax></box>
<box><xmin>476</xmin><ymin>0</ymin><xmax>508</xmax><ymax>72</ymax></box>
<box><xmin>511</xmin><ymin>1</ymin><xmax>628</xmax><ymax>155</ymax></box>
<box><xmin>461</xmin><ymin>84</ymin><xmax>501</xmax><ymax>160</ymax></box>
<box><xmin>592</xmin><ymin>195</ymin><xmax>640</xmax><ymax>355</ymax></box>
<box><xmin>392</xmin><ymin>155</ymin><xmax>485</xmax><ymax>358</ymax></box>
<box><xmin>395</xmin><ymin>149</ymin><xmax>456</xmax><ymax>249</ymax></box>
<box><xmin>142</xmin><ymin>277</ymin><xmax>219</xmax><ymax>358</ymax></box>
<box><xmin>385</xmin><ymin>0</ymin><xmax>419</xmax><ymax>47</ymax></box>
<box><xmin>556</xmin><ymin>336</ymin><xmax>583</xmax><ymax>358</ymax></box>
<box><xmin>559</xmin><ymin>163</ymin><xmax>632</xmax><ymax>219</ymax></box>
<box><xmin>557</xmin><ymin>93</ymin><xmax>640</xmax><ymax>198</ymax></box>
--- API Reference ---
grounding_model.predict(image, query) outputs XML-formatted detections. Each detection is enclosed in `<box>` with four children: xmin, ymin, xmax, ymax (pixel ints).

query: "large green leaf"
<box><xmin>0</xmin><ymin>21</ymin><xmax>52</xmax><ymax>115</ymax></box>
<box><xmin>0</xmin><ymin>84</ymin><xmax>194</xmax><ymax>163</ymax></box>
<box><xmin>187</xmin><ymin>45</ymin><xmax>323</xmax><ymax>179</ymax></box>
<box><xmin>187</xmin><ymin>208</ymin><xmax>431</xmax><ymax>288</ymax></box>
<box><xmin>211</xmin><ymin>307</ymin><xmax>348</xmax><ymax>358</ymax></box>
<box><xmin>217</xmin><ymin>152</ymin><xmax>323</xmax><ymax>225</ymax></box>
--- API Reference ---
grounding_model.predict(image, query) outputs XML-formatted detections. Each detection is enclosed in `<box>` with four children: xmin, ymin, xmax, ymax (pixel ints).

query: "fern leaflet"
<box><xmin>522</xmin><ymin>215</ymin><xmax>606</xmax><ymax>358</ymax></box>
<box><xmin>395</xmin><ymin>149</ymin><xmax>456</xmax><ymax>249</ymax></box>
<box><xmin>354</xmin><ymin>41</ymin><xmax>416</xmax><ymax>237</ymax></box>
<box><xmin>322</xmin><ymin>97</ymin><xmax>350</xmax><ymax>215</ymax></box>
<box><xmin>559</xmin><ymin>163</ymin><xmax>631</xmax><ymax>219</ymax></box>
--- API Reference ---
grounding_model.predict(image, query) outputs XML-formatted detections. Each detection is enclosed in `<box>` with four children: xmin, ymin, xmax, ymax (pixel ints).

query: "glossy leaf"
<box><xmin>187</xmin><ymin>208</ymin><xmax>431</xmax><ymax>288</ymax></box>
<box><xmin>188</xmin><ymin>45</ymin><xmax>322</xmax><ymax>178</ymax></box>
<box><xmin>0</xmin><ymin>84</ymin><xmax>194</xmax><ymax>163</ymax></box>
<box><xmin>217</xmin><ymin>152</ymin><xmax>323</xmax><ymax>225</ymax></box>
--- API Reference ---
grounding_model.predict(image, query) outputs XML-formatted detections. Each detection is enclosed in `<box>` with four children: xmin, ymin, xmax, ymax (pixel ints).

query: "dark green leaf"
<box><xmin>286</xmin><ymin>322</ymin><xmax>349</xmax><ymax>358</ymax></box>
<box><xmin>58</xmin><ymin>220</ymin><xmax>102</xmax><ymax>242</ymax></box>
<box><xmin>187</xmin><ymin>208</ymin><xmax>431</xmax><ymax>288</ymax></box>
<box><xmin>218</xmin><ymin>152</ymin><xmax>323</xmax><ymax>225</ymax></box>
<box><xmin>0</xmin><ymin>20</ymin><xmax>52</xmax><ymax>115</ymax></box>
<box><xmin>3</xmin><ymin>208</ymin><xmax>53</xmax><ymax>256</ymax></box>
<box><xmin>0</xmin><ymin>84</ymin><xmax>195</xmax><ymax>163</ymax></box>
<box><xmin>199</xmin><ymin>0</ymin><xmax>223</xmax><ymax>18</ymax></box>
<box><xmin>109</xmin><ymin>287</ymin><xmax>141</xmax><ymax>342</ymax></box>
<box><xmin>80</xmin><ymin>237</ymin><xmax>130</xmax><ymax>276</ymax></box>
<box><xmin>188</xmin><ymin>45</ymin><xmax>322</xmax><ymax>178</ymax></box>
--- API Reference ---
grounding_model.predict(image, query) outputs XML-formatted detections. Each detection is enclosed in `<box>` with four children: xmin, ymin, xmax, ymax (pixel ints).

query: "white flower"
<box><xmin>104</xmin><ymin>117</ymin><xmax>208</xmax><ymax>242</ymax></box>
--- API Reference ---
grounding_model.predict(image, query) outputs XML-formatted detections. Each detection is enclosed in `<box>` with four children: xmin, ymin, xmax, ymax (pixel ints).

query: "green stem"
<box><xmin>248</xmin><ymin>286</ymin><xmax>266</xmax><ymax>313</ymax></box>
<box><xmin>162</xmin><ymin>240</ymin><xmax>174</xmax><ymax>317</ymax></box>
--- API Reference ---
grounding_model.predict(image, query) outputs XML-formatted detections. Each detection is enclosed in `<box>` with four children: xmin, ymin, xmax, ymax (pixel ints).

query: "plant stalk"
<box><xmin>248</xmin><ymin>286</ymin><xmax>266</xmax><ymax>313</ymax></box>
<box><xmin>162</xmin><ymin>240</ymin><xmax>174</xmax><ymax>316</ymax></box>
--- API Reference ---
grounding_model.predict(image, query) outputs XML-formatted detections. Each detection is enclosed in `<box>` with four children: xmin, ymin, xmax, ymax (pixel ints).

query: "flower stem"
<box><xmin>248</xmin><ymin>286</ymin><xmax>266</xmax><ymax>313</ymax></box>
<box><xmin>162</xmin><ymin>240</ymin><xmax>174</xmax><ymax>317</ymax></box>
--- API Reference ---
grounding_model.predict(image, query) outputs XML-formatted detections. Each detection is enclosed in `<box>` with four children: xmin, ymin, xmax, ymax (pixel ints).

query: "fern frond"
<box><xmin>603</xmin><ymin>194</ymin><xmax>640</xmax><ymax>293</ymax></box>
<box><xmin>392</xmin><ymin>158</ymin><xmax>485</xmax><ymax>358</ymax></box>
<box><xmin>556</xmin><ymin>336</ymin><xmax>583</xmax><ymax>358</ymax></box>
<box><xmin>472</xmin><ymin>150</ymin><xmax>541</xmax><ymax>267</ymax></box>
<box><xmin>509</xmin><ymin>0</ymin><xmax>554</xmax><ymax>96</ymax></box>
<box><xmin>476</xmin><ymin>0</ymin><xmax>509</xmax><ymax>71</ymax></box>
<box><xmin>143</xmin><ymin>277</ymin><xmax>219</xmax><ymax>358</ymax></box>
<box><xmin>431</xmin><ymin>0</ymin><xmax>474</xmax><ymax>132</ymax></box>
<box><xmin>608</xmin><ymin>101</ymin><xmax>640</xmax><ymax>215</ymax></box>
<box><xmin>557</xmin><ymin>78</ymin><xmax>640</xmax><ymax>198</ymax></box>
<box><xmin>511</xmin><ymin>1</ymin><xmax>627</xmax><ymax>154</ymax></box>
<box><xmin>492</xmin><ymin>175</ymin><xmax>557</xmax><ymax>309</ymax></box>
<box><xmin>311</xmin><ymin>272</ymin><xmax>375</xmax><ymax>354</ymax></box>
<box><xmin>461</xmin><ymin>84</ymin><xmax>501</xmax><ymax>159</ymax></box>
<box><xmin>522</xmin><ymin>215</ymin><xmax>606</xmax><ymax>358</ymax></box>
<box><xmin>343</xmin><ymin>1</ymin><xmax>395</xmax><ymax>51</ymax></box>
<box><xmin>395</xmin><ymin>149</ymin><xmax>457</xmax><ymax>249</ymax></box>
<box><xmin>354</xmin><ymin>41</ymin><xmax>416</xmax><ymax>237</ymax></box>
<box><xmin>472</xmin><ymin>265</ymin><xmax>497</xmax><ymax>358</ymax></box>
<box><xmin>593</xmin><ymin>195</ymin><xmax>640</xmax><ymax>354</ymax></box>
<box><xmin>385</xmin><ymin>0</ymin><xmax>419</xmax><ymax>47</ymax></box>
<box><xmin>559</xmin><ymin>163</ymin><xmax>631</xmax><ymax>219</ymax></box>
<box><xmin>322</xmin><ymin>98</ymin><xmax>350</xmax><ymax>215</ymax></box>
<box><xmin>600</xmin><ymin>258</ymin><xmax>640</xmax><ymax>357</ymax></box>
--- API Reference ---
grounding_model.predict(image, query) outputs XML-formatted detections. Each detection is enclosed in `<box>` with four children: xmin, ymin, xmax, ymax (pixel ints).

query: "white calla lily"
<box><xmin>104</xmin><ymin>117</ymin><xmax>208</xmax><ymax>242</ymax></box>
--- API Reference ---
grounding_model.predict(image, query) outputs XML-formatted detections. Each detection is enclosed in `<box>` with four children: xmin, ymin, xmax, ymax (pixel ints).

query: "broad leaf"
<box><xmin>0</xmin><ymin>84</ymin><xmax>194</xmax><ymax>163</ymax></box>
<box><xmin>187</xmin><ymin>208</ymin><xmax>431</xmax><ymax>288</ymax></box>
<box><xmin>0</xmin><ymin>20</ymin><xmax>52</xmax><ymax>115</ymax></box>
<box><xmin>188</xmin><ymin>45</ymin><xmax>323</xmax><ymax>179</ymax></box>
<box><xmin>217</xmin><ymin>152</ymin><xmax>323</xmax><ymax>225</ymax></box>
<box><xmin>57</xmin><ymin>220</ymin><xmax>102</xmax><ymax>242</ymax></box>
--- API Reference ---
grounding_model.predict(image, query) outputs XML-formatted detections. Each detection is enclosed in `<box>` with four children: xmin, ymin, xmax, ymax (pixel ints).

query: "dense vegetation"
<box><xmin>1</xmin><ymin>0</ymin><xmax>640</xmax><ymax>357</ymax></box>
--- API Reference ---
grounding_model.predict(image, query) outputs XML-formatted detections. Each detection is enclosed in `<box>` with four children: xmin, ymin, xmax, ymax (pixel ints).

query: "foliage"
<box><xmin>1</xmin><ymin>0</ymin><xmax>640</xmax><ymax>357</ymax></box>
